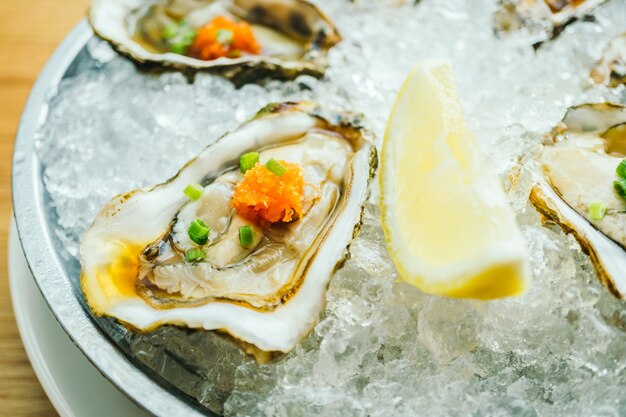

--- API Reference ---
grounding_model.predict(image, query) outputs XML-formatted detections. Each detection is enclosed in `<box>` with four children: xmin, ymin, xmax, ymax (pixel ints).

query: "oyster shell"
<box><xmin>530</xmin><ymin>102</ymin><xmax>626</xmax><ymax>297</ymax></box>
<box><xmin>88</xmin><ymin>0</ymin><xmax>341</xmax><ymax>84</ymax></box>
<box><xmin>591</xmin><ymin>32</ymin><xmax>626</xmax><ymax>88</ymax></box>
<box><xmin>493</xmin><ymin>0</ymin><xmax>606</xmax><ymax>46</ymax></box>
<box><xmin>80</xmin><ymin>102</ymin><xmax>377</xmax><ymax>356</ymax></box>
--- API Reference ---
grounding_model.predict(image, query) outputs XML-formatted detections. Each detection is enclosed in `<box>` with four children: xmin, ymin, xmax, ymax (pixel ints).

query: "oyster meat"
<box><xmin>80</xmin><ymin>102</ymin><xmax>377</xmax><ymax>356</ymax></box>
<box><xmin>493</xmin><ymin>0</ymin><xmax>607</xmax><ymax>46</ymax></box>
<box><xmin>530</xmin><ymin>102</ymin><xmax>626</xmax><ymax>297</ymax></box>
<box><xmin>89</xmin><ymin>0</ymin><xmax>341</xmax><ymax>83</ymax></box>
<box><xmin>591</xmin><ymin>32</ymin><xmax>626</xmax><ymax>88</ymax></box>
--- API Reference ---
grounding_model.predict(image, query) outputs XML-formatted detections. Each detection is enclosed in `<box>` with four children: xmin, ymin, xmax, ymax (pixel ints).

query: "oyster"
<box><xmin>88</xmin><ymin>0</ymin><xmax>341</xmax><ymax>84</ymax></box>
<box><xmin>591</xmin><ymin>32</ymin><xmax>626</xmax><ymax>88</ymax></box>
<box><xmin>530</xmin><ymin>102</ymin><xmax>626</xmax><ymax>297</ymax></box>
<box><xmin>80</xmin><ymin>102</ymin><xmax>377</xmax><ymax>356</ymax></box>
<box><xmin>493</xmin><ymin>0</ymin><xmax>606</xmax><ymax>46</ymax></box>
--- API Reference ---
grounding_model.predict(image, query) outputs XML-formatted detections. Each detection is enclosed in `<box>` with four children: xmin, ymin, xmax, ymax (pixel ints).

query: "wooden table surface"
<box><xmin>0</xmin><ymin>1</ymin><xmax>88</xmax><ymax>416</ymax></box>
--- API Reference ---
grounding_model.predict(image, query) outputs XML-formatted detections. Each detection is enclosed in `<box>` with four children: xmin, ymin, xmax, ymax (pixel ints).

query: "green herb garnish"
<box><xmin>240</xmin><ymin>152</ymin><xmax>259</xmax><ymax>173</ymax></box>
<box><xmin>239</xmin><ymin>225</ymin><xmax>254</xmax><ymax>248</ymax></box>
<box><xmin>185</xmin><ymin>248</ymin><xmax>206</xmax><ymax>262</ymax></box>
<box><xmin>589</xmin><ymin>201</ymin><xmax>607</xmax><ymax>221</ymax></box>
<box><xmin>188</xmin><ymin>218</ymin><xmax>211</xmax><ymax>245</ymax></box>
<box><xmin>616</xmin><ymin>159</ymin><xmax>626</xmax><ymax>179</ymax></box>
<box><xmin>162</xmin><ymin>19</ymin><xmax>196</xmax><ymax>55</ymax></box>
<box><xmin>183</xmin><ymin>182</ymin><xmax>204</xmax><ymax>200</ymax></box>
<box><xmin>614</xmin><ymin>178</ymin><xmax>626</xmax><ymax>200</ymax></box>
<box><xmin>265</xmin><ymin>159</ymin><xmax>286</xmax><ymax>177</ymax></box>
<box><xmin>216</xmin><ymin>29</ymin><xmax>234</xmax><ymax>46</ymax></box>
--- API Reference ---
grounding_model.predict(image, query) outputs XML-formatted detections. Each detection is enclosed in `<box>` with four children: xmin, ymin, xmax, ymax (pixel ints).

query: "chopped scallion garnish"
<box><xmin>216</xmin><ymin>29</ymin><xmax>234</xmax><ymax>46</ymax></box>
<box><xmin>239</xmin><ymin>225</ymin><xmax>254</xmax><ymax>248</ymax></box>
<box><xmin>589</xmin><ymin>201</ymin><xmax>606</xmax><ymax>221</ymax></box>
<box><xmin>265</xmin><ymin>158</ymin><xmax>286</xmax><ymax>177</ymax></box>
<box><xmin>240</xmin><ymin>152</ymin><xmax>259</xmax><ymax>173</ymax></box>
<box><xmin>614</xmin><ymin>178</ymin><xmax>626</xmax><ymax>200</ymax></box>
<box><xmin>188</xmin><ymin>218</ymin><xmax>211</xmax><ymax>245</ymax></box>
<box><xmin>171</xmin><ymin>41</ymin><xmax>189</xmax><ymax>55</ymax></box>
<box><xmin>162</xmin><ymin>19</ymin><xmax>196</xmax><ymax>54</ymax></box>
<box><xmin>185</xmin><ymin>248</ymin><xmax>206</xmax><ymax>262</ymax></box>
<box><xmin>184</xmin><ymin>182</ymin><xmax>204</xmax><ymax>200</ymax></box>
<box><xmin>617</xmin><ymin>159</ymin><xmax>626</xmax><ymax>179</ymax></box>
<box><xmin>162</xmin><ymin>23</ymin><xmax>179</xmax><ymax>40</ymax></box>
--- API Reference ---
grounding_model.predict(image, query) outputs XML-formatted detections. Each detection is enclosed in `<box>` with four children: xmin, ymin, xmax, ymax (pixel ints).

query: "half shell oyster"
<box><xmin>80</xmin><ymin>102</ymin><xmax>377</xmax><ymax>356</ymax></box>
<box><xmin>530</xmin><ymin>102</ymin><xmax>626</xmax><ymax>297</ymax></box>
<box><xmin>591</xmin><ymin>32</ymin><xmax>626</xmax><ymax>88</ymax></box>
<box><xmin>89</xmin><ymin>0</ymin><xmax>341</xmax><ymax>84</ymax></box>
<box><xmin>493</xmin><ymin>0</ymin><xmax>606</xmax><ymax>46</ymax></box>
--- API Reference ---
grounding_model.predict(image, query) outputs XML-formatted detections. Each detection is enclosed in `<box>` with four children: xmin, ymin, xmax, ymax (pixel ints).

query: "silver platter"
<box><xmin>12</xmin><ymin>20</ymin><xmax>208</xmax><ymax>417</ymax></box>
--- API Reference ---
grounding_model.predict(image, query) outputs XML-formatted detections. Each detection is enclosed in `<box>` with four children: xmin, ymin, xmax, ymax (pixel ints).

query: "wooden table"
<box><xmin>0</xmin><ymin>1</ymin><xmax>88</xmax><ymax>416</ymax></box>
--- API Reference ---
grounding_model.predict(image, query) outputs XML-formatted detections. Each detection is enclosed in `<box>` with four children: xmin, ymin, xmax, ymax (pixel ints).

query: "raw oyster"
<box><xmin>530</xmin><ymin>102</ymin><xmax>626</xmax><ymax>297</ymax></box>
<box><xmin>88</xmin><ymin>0</ymin><xmax>341</xmax><ymax>84</ymax></box>
<box><xmin>80</xmin><ymin>102</ymin><xmax>377</xmax><ymax>357</ymax></box>
<box><xmin>591</xmin><ymin>32</ymin><xmax>626</xmax><ymax>88</ymax></box>
<box><xmin>493</xmin><ymin>0</ymin><xmax>607</xmax><ymax>46</ymax></box>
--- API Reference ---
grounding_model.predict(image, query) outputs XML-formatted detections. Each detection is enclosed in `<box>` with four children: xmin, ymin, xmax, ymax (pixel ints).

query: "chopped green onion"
<box><xmin>616</xmin><ymin>159</ymin><xmax>626</xmax><ymax>179</ymax></box>
<box><xmin>216</xmin><ymin>29</ymin><xmax>234</xmax><ymax>46</ymax></box>
<box><xmin>162</xmin><ymin>19</ymin><xmax>196</xmax><ymax>54</ymax></box>
<box><xmin>185</xmin><ymin>248</ymin><xmax>206</xmax><ymax>262</ymax></box>
<box><xmin>188</xmin><ymin>218</ymin><xmax>211</xmax><ymax>245</ymax></box>
<box><xmin>614</xmin><ymin>178</ymin><xmax>626</xmax><ymax>200</ymax></box>
<box><xmin>184</xmin><ymin>182</ymin><xmax>204</xmax><ymax>200</ymax></box>
<box><xmin>240</xmin><ymin>152</ymin><xmax>259</xmax><ymax>173</ymax></box>
<box><xmin>265</xmin><ymin>159</ymin><xmax>286</xmax><ymax>177</ymax></box>
<box><xmin>589</xmin><ymin>201</ymin><xmax>606</xmax><ymax>221</ymax></box>
<box><xmin>239</xmin><ymin>225</ymin><xmax>254</xmax><ymax>248</ymax></box>
<box><xmin>162</xmin><ymin>23</ymin><xmax>179</xmax><ymax>40</ymax></box>
<box><xmin>171</xmin><ymin>41</ymin><xmax>189</xmax><ymax>54</ymax></box>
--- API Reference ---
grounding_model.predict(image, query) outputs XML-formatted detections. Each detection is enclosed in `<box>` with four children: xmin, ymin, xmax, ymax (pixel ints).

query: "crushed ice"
<box><xmin>36</xmin><ymin>0</ymin><xmax>626</xmax><ymax>415</ymax></box>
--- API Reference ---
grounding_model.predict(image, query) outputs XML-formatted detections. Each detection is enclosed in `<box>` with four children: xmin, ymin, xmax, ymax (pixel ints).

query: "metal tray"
<box><xmin>12</xmin><ymin>20</ymin><xmax>210</xmax><ymax>417</ymax></box>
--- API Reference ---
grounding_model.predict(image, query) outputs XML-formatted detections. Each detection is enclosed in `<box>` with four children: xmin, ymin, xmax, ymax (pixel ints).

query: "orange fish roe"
<box><xmin>189</xmin><ymin>16</ymin><xmax>261</xmax><ymax>61</ymax></box>
<box><xmin>232</xmin><ymin>161</ymin><xmax>304</xmax><ymax>226</ymax></box>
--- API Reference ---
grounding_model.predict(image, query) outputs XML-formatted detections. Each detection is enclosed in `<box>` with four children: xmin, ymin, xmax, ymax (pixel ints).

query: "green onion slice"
<box><xmin>616</xmin><ymin>159</ymin><xmax>626</xmax><ymax>179</ymax></box>
<box><xmin>162</xmin><ymin>19</ymin><xmax>196</xmax><ymax>54</ymax></box>
<box><xmin>588</xmin><ymin>201</ymin><xmax>606</xmax><ymax>221</ymax></box>
<box><xmin>185</xmin><ymin>248</ymin><xmax>206</xmax><ymax>262</ymax></box>
<box><xmin>188</xmin><ymin>218</ymin><xmax>211</xmax><ymax>245</ymax></box>
<box><xmin>216</xmin><ymin>29</ymin><xmax>234</xmax><ymax>46</ymax></box>
<box><xmin>184</xmin><ymin>182</ymin><xmax>204</xmax><ymax>200</ymax></box>
<box><xmin>614</xmin><ymin>178</ymin><xmax>626</xmax><ymax>200</ymax></box>
<box><xmin>162</xmin><ymin>23</ymin><xmax>179</xmax><ymax>40</ymax></box>
<box><xmin>171</xmin><ymin>41</ymin><xmax>189</xmax><ymax>54</ymax></box>
<box><xmin>239</xmin><ymin>225</ymin><xmax>254</xmax><ymax>248</ymax></box>
<box><xmin>265</xmin><ymin>159</ymin><xmax>286</xmax><ymax>177</ymax></box>
<box><xmin>240</xmin><ymin>152</ymin><xmax>259</xmax><ymax>173</ymax></box>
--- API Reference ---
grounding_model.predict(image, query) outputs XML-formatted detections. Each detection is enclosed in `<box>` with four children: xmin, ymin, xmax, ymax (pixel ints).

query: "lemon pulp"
<box><xmin>380</xmin><ymin>59</ymin><xmax>529</xmax><ymax>299</ymax></box>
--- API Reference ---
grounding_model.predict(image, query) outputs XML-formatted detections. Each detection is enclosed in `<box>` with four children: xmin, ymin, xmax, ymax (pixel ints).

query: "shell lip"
<box><xmin>529</xmin><ymin>180</ymin><xmax>626</xmax><ymax>299</ymax></box>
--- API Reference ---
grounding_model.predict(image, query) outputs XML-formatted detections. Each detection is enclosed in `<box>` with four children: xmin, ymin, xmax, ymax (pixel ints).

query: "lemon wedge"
<box><xmin>380</xmin><ymin>59</ymin><xmax>529</xmax><ymax>299</ymax></box>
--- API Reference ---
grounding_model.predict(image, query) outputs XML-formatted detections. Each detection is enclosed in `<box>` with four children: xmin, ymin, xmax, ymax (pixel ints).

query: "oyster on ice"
<box><xmin>530</xmin><ymin>102</ymin><xmax>626</xmax><ymax>297</ymax></box>
<box><xmin>493</xmin><ymin>0</ymin><xmax>607</xmax><ymax>46</ymax></box>
<box><xmin>80</xmin><ymin>102</ymin><xmax>377</xmax><ymax>357</ymax></box>
<box><xmin>591</xmin><ymin>32</ymin><xmax>626</xmax><ymax>88</ymax></box>
<box><xmin>88</xmin><ymin>0</ymin><xmax>341</xmax><ymax>83</ymax></box>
